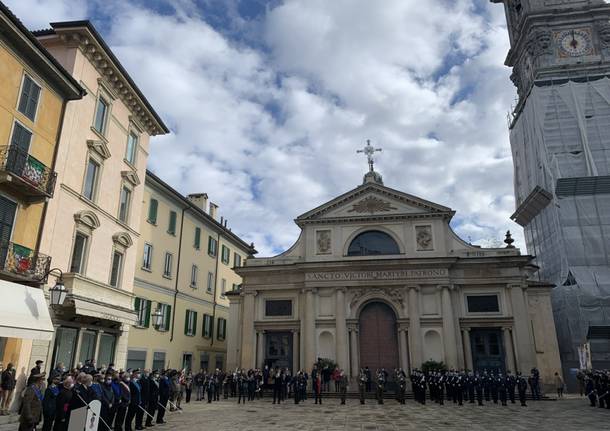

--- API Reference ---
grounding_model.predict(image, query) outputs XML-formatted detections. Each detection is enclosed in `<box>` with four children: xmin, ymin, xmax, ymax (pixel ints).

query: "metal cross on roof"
<box><xmin>357</xmin><ymin>139</ymin><xmax>382</xmax><ymax>172</ymax></box>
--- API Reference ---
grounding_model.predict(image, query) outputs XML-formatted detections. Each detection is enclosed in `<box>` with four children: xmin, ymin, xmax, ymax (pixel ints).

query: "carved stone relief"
<box><xmin>348</xmin><ymin>196</ymin><xmax>397</xmax><ymax>214</ymax></box>
<box><xmin>316</xmin><ymin>230</ymin><xmax>332</xmax><ymax>254</ymax></box>
<box><xmin>416</xmin><ymin>225</ymin><xmax>434</xmax><ymax>251</ymax></box>
<box><xmin>349</xmin><ymin>287</ymin><xmax>405</xmax><ymax>309</ymax></box>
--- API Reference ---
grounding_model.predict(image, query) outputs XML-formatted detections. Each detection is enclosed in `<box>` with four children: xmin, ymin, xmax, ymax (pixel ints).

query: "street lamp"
<box><xmin>152</xmin><ymin>307</ymin><xmax>164</xmax><ymax>327</ymax></box>
<box><xmin>36</xmin><ymin>268</ymin><xmax>67</xmax><ymax>306</ymax></box>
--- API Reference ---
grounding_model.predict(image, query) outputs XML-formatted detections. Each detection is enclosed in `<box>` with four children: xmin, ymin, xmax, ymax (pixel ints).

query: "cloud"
<box><xmin>7</xmin><ymin>0</ymin><xmax>524</xmax><ymax>256</ymax></box>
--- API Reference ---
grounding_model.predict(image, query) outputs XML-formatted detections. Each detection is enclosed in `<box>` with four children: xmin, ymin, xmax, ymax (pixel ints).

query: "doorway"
<box><xmin>358</xmin><ymin>302</ymin><xmax>399</xmax><ymax>376</ymax></box>
<box><xmin>470</xmin><ymin>328</ymin><xmax>506</xmax><ymax>373</ymax></box>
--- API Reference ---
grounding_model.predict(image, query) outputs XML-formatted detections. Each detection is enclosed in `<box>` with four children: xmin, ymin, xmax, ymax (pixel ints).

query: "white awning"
<box><xmin>0</xmin><ymin>280</ymin><xmax>54</xmax><ymax>340</ymax></box>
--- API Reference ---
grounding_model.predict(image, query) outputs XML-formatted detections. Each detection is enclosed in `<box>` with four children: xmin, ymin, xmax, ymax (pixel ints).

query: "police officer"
<box><xmin>156</xmin><ymin>371</ymin><xmax>170</xmax><ymax>425</ymax></box>
<box><xmin>506</xmin><ymin>371</ymin><xmax>516</xmax><ymax>404</ymax></box>
<box><xmin>338</xmin><ymin>370</ymin><xmax>348</xmax><ymax>405</ymax></box>
<box><xmin>498</xmin><ymin>373</ymin><xmax>508</xmax><ymax>406</ymax></box>
<box><xmin>272</xmin><ymin>368</ymin><xmax>283</xmax><ymax>404</ymax></box>
<box><xmin>375</xmin><ymin>369</ymin><xmax>385</xmax><ymax>405</ymax></box>
<box><xmin>516</xmin><ymin>372</ymin><xmax>528</xmax><ymax>407</ymax></box>
<box><xmin>490</xmin><ymin>371</ymin><xmax>499</xmax><ymax>404</ymax></box>
<box><xmin>474</xmin><ymin>372</ymin><xmax>483</xmax><ymax>406</ymax></box>
<box><xmin>482</xmin><ymin>370</ymin><xmax>491</xmax><ymax>402</ymax></box>
<box><xmin>145</xmin><ymin>371</ymin><xmax>159</xmax><ymax>427</ymax></box>
<box><xmin>358</xmin><ymin>369</ymin><xmax>367</xmax><ymax>405</ymax></box>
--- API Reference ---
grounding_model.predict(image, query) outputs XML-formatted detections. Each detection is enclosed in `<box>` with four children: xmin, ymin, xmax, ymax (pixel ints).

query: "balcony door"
<box><xmin>0</xmin><ymin>196</ymin><xmax>17</xmax><ymax>266</ymax></box>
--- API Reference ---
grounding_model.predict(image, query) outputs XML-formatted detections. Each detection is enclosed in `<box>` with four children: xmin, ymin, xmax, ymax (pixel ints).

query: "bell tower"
<box><xmin>493</xmin><ymin>0</ymin><xmax>610</xmax><ymax>386</ymax></box>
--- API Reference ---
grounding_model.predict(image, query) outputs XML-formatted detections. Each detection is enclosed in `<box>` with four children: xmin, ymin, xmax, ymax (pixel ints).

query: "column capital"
<box><xmin>335</xmin><ymin>287</ymin><xmax>347</xmax><ymax>294</ymax></box>
<box><xmin>406</xmin><ymin>285</ymin><xmax>420</xmax><ymax>292</ymax></box>
<box><xmin>302</xmin><ymin>287</ymin><xmax>318</xmax><ymax>294</ymax></box>
<box><xmin>291</xmin><ymin>329</ymin><xmax>300</xmax><ymax>334</ymax></box>
<box><xmin>461</xmin><ymin>327</ymin><xmax>471</xmax><ymax>333</ymax></box>
<box><xmin>502</xmin><ymin>326</ymin><xmax>513</xmax><ymax>332</ymax></box>
<box><xmin>437</xmin><ymin>284</ymin><xmax>454</xmax><ymax>291</ymax></box>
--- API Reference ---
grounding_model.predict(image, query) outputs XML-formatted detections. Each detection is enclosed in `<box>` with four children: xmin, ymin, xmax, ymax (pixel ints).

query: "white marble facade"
<box><xmin>227</xmin><ymin>173</ymin><xmax>563</xmax><ymax>386</ymax></box>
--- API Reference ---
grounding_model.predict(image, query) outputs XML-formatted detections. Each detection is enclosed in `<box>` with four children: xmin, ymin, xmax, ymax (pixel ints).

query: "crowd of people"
<box><xmin>578</xmin><ymin>369</ymin><xmax>610</xmax><ymax>409</ymax></box>
<box><xmin>5</xmin><ymin>357</ymin><xmax>606</xmax><ymax>431</ymax></box>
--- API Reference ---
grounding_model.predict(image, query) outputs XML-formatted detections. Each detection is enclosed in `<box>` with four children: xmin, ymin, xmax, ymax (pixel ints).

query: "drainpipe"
<box><xmin>170</xmin><ymin>206</ymin><xmax>187</xmax><ymax>342</ymax></box>
<box><xmin>210</xmin><ymin>230</ymin><xmax>221</xmax><ymax>347</ymax></box>
<box><xmin>35</xmin><ymin>99</ymin><xmax>68</xmax><ymax>284</ymax></box>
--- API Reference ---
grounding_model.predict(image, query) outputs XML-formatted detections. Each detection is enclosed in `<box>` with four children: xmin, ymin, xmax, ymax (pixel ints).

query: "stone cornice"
<box><xmin>37</xmin><ymin>24</ymin><xmax>168</xmax><ymax>136</ymax></box>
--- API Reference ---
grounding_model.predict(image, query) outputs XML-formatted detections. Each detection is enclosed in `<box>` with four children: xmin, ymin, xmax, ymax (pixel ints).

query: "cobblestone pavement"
<box><xmin>159</xmin><ymin>397</ymin><xmax>609</xmax><ymax>431</ymax></box>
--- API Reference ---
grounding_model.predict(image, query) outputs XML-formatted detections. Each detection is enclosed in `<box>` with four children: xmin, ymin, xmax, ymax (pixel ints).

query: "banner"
<box><xmin>67</xmin><ymin>400</ymin><xmax>101</xmax><ymax>431</ymax></box>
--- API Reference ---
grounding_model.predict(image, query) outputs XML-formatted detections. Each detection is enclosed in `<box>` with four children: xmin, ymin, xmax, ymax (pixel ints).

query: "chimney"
<box><xmin>187</xmin><ymin>193</ymin><xmax>208</xmax><ymax>212</ymax></box>
<box><xmin>224</xmin><ymin>219</ymin><xmax>228</xmax><ymax>228</ymax></box>
<box><xmin>209</xmin><ymin>202</ymin><xmax>219</xmax><ymax>220</ymax></box>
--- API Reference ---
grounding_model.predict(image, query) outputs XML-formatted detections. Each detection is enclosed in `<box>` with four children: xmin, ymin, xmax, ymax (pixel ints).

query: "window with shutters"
<box><xmin>142</xmin><ymin>243</ymin><xmax>153</xmax><ymax>270</ymax></box>
<box><xmin>206</xmin><ymin>272</ymin><xmax>214</xmax><ymax>293</ymax></box>
<box><xmin>168</xmin><ymin>210</ymin><xmax>177</xmax><ymax>235</ymax></box>
<box><xmin>10</xmin><ymin>122</ymin><xmax>32</xmax><ymax>154</ymax></box>
<box><xmin>185</xmin><ymin>310</ymin><xmax>197</xmax><ymax>336</ymax></box>
<box><xmin>163</xmin><ymin>252</ymin><xmax>173</xmax><ymax>278</ymax></box>
<box><xmin>194</xmin><ymin>227</ymin><xmax>201</xmax><ymax>249</ymax></box>
<box><xmin>125</xmin><ymin>131</ymin><xmax>138</xmax><ymax>165</ymax></box>
<box><xmin>208</xmin><ymin>236</ymin><xmax>217</xmax><ymax>257</ymax></box>
<box><xmin>220</xmin><ymin>278</ymin><xmax>226</xmax><ymax>297</ymax></box>
<box><xmin>109</xmin><ymin>250</ymin><xmax>124</xmax><ymax>288</ymax></box>
<box><xmin>93</xmin><ymin>96</ymin><xmax>109</xmax><ymax>135</ymax></box>
<box><xmin>217</xmin><ymin>318</ymin><xmax>226</xmax><ymax>340</ymax></box>
<box><xmin>234</xmin><ymin>253</ymin><xmax>242</xmax><ymax>267</ymax></box>
<box><xmin>190</xmin><ymin>265</ymin><xmax>198</xmax><ymax>288</ymax></box>
<box><xmin>0</xmin><ymin>196</ymin><xmax>17</xmax><ymax>265</ymax></box>
<box><xmin>147</xmin><ymin>199</ymin><xmax>158</xmax><ymax>224</ymax></box>
<box><xmin>134</xmin><ymin>297</ymin><xmax>151</xmax><ymax>328</ymax></box>
<box><xmin>202</xmin><ymin>314</ymin><xmax>213</xmax><ymax>338</ymax></box>
<box><xmin>155</xmin><ymin>303</ymin><xmax>171</xmax><ymax>332</ymax></box>
<box><xmin>69</xmin><ymin>232</ymin><xmax>89</xmax><ymax>274</ymax></box>
<box><xmin>221</xmin><ymin>245</ymin><xmax>230</xmax><ymax>265</ymax></box>
<box><xmin>17</xmin><ymin>75</ymin><xmax>41</xmax><ymax>122</ymax></box>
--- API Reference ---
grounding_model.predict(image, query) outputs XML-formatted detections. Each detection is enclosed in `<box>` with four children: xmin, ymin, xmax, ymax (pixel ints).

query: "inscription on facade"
<box><xmin>305</xmin><ymin>268</ymin><xmax>448</xmax><ymax>282</ymax></box>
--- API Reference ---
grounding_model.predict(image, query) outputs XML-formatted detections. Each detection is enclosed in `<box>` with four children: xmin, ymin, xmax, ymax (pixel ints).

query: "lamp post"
<box><xmin>36</xmin><ymin>268</ymin><xmax>67</xmax><ymax>306</ymax></box>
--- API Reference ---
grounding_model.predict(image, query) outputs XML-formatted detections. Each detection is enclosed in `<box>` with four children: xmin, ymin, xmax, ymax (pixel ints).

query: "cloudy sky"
<box><xmin>8</xmin><ymin>0</ymin><xmax>522</xmax><ymax>255</ymax></box>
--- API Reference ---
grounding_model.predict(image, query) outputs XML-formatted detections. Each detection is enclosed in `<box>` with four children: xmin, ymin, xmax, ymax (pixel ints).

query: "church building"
<box><xmin>227</xmin><ymin>145</ymin><xmax>562</xmax><ymax>387</ymax></box>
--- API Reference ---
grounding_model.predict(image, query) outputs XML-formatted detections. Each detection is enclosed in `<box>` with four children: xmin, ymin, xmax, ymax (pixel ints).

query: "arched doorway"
<box><xmin>359</xmin><ymin>301</ymin><xmax>399</xmax><ymax>374</ymax></box>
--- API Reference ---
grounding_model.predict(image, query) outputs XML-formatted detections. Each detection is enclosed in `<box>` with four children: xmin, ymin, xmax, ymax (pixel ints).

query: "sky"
<box><xmin>7</xmin><ymin>0</ymin><xmax>523</xmax><ymax>256</ymax></box>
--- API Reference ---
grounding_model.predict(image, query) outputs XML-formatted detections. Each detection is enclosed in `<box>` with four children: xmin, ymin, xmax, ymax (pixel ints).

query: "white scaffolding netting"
<box><xmin>509</xmin><ymin>77</ymin><xmax>610</xmax><ymax>369</ymax></box>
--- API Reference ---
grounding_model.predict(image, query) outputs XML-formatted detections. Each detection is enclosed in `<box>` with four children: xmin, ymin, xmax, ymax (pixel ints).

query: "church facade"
<box><xmin>227</xmin><ymin>167</ymin><xmax>562</xmax><ymax>387</ymax></box>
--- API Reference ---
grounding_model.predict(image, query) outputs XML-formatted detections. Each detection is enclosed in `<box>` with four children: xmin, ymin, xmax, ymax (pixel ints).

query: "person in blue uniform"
<box><xmin>156</xmin><ymin>371</ymin><xmax>170</xmax><ymax>425</ymax></box>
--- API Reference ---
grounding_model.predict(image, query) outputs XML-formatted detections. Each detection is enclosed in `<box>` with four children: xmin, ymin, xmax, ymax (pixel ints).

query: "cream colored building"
<box><xmin>228</xmin><ymin>167</ymin><xmax>563</xmax><ymax>388</ymax></box>
<box><xmin>127</xmin><ymin>171</ymin><xmax>255</xmax><ymax>372</ymax></box>
<box><xmin>31</xmin><ymin>21</ymin><xmax>168</xmax><ymax>369</ymax></box>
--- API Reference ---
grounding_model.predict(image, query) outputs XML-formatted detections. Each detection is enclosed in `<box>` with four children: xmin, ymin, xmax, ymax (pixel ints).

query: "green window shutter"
<box><xmin>144</xmin><ymin>300</ymin><xmax>151</xmax><ymax>328</ymax></box>
<box><xmin>194</xmin><ymin>227</ymin><xmax>201</xmax><ymax>249</ymax></box>
<box><xmin>148</xmin><ymin>199</ymin><xmax>158</xmax><ymax>223</ymax></box>
<box><xmin>168</xmin><ymin>211</ymin><xmax>177</xmax><ymax>234</ymax></box>
<box><xmin>165</xmin><ymin>305</ymin><xmax>171</xmax><ymax>331</ymax></box>
<box><xmin>208</xmin><ymin>236</ymin><xmax>213</xmax><ymax>255</ymax></box>
<box><xmin>134</xmin><ymin>297</ymin><xmax>141</xmax><ymax>311</ymax></box>
<box><xmin>184</xmin><ymin>310</ymin><xmax>189</xmax><ymax>335</ymax></box>
<box><xmin>193</xmin><ymin>312</ymin><xmax>198</xmax><ymax>336</ymax></box>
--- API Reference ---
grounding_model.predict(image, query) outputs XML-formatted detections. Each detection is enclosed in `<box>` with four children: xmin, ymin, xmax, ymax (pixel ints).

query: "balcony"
<box><xmin>0</xmin><ymin>146</ymin><xmax>57</xmax><ymax>202</ymax></box>
<box><xmin>0</xmin><ymin>241</ymin><xmax>51</xmax><ymax>283</ymax></box>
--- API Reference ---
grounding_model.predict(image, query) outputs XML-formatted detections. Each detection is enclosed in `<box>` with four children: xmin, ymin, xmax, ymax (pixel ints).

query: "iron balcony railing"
<box><xmin>0</xmin><ymin>241</ymin><xmax>52</xmax><ymax>282</ymax></box>
<box><xmin>0</xmin><ymin>145</ymin><xmax>57</xmax><ymax>198</ymax></box>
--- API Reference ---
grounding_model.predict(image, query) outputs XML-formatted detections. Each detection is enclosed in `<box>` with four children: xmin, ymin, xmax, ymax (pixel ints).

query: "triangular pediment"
<box><xmin>86</xmin><ymin>139</ymin><xmax>111</xmax><ymax>160</ymax></box>
<box><xmin>121</xmin><ymin>170</ymin><xmax>141</xmax><ymax>186</ymax></box>
<box><xmin>296</xmin><ymin>183</ymin><xmax>453</xmax><ymax>226</ymax></box>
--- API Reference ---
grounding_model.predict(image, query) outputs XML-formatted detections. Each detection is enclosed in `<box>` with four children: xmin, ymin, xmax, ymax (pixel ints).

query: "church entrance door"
<box><xmin>470</xmin><ymin>328</ymin><xmax>506</xmax><ymax>373</ymax></box>
<box><xmin>358</xmin><ymin>302</ymin><xmax>399</xmax><ymax>376</ymax></box>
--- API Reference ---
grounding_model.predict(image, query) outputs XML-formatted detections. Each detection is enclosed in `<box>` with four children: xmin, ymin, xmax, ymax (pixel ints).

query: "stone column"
<box><xmin>508</xmin><ymin>284</ymin><xmax>536</xmax><ymax>373</ymax></box>
<box><xmin>302</xmin><ymin>288</ymin><xmax>316</xmax><ymax>370</ymax></box>
<box><xmin>93</xmin><ymin>330</ymin><xmax>103</xmax><ymax>365</ymax></box>
<box><xmin>240</xmin><ymin>290</ymin><xmax>257</xmax><ymax>369</ymax></box>
<box><xmin>440</xmin><ymin>285</ymin><xmax>458</xmax><ymax>369</ymax></box>
<box><xmin>335</xmin><ymin>288</ymin><xmax>348</xmax><ymax>371</ymax></box>
<box><xmin>292</xmin><ymin>330</ymin><xmax>299</xmax><ymax>372</ymax></box>
<box><xmin>256</xmin><ymin>330</ymin><xmax>265</xmax><ymax>369</ymax></box>
<box><xmin>407</xmin><ymin>286</ymin><xmax>422</xmax><ymax>368</ymax></box>
<box><xmin>503</xmin><ymin>327</ymin><xmax>516</xmax><ymax>374</ymax></box>
<box><xmin>462</xmin><ymin>328</ymin><xmax>473</xmax><ymax>371</ymax></box>
<box><xmin>349</xmin><ymin>327</ymin><xmax>359</xmax><ymax>377</ymax></box>
<box><xmin>226</xmin><ymin>294</ymin><xmax>243</xmax><ymax>370</ymax></box>
<box><xmin>398</xmin><ymin>328</ymin><xmax>409</xmax><ymax>372</ymax></box>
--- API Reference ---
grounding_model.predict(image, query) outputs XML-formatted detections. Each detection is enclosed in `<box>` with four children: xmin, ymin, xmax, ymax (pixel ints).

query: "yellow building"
<box><xmin>0</xmin><ymin>1</ymin><xmax>84</xmax><ymax>408</ymax></box>
<box><xmin>30</xmin><ymin>21</ymin><xmax>168</xmax><ymax>370</ymax></box>
<box><xmin>127</xmin><ymin>171</ymin><xmax>256</xmax><ymax>372</ymax></box>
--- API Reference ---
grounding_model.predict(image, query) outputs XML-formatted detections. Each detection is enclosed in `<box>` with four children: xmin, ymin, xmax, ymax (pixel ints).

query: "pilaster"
<box><xmin>407</xmin><ymin>285</ymin><xmax>422</xmax><ymax>368</ymax></box>
<box><xmin>440</xmin><ymin>284</ymin><xmax>458</xmax><ymax>369</ymax></box>
<box><xmin>335</xmin><ymin>287</ymin><xmax>348</xmax><ymax>370</ymax></box>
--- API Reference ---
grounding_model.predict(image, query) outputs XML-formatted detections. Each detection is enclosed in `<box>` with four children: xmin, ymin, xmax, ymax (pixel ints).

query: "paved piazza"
<box><xmin>160</xmin><ymin>397</ymin><xmax>607</xmax><ymax>431</ymax></box>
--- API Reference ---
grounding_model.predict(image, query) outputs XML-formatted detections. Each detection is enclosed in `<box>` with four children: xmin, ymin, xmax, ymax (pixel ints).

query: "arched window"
<box><xmin>347</xmin><ymin>230</ymin><xmax>400</xmax><ymax>256</ymax></box>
